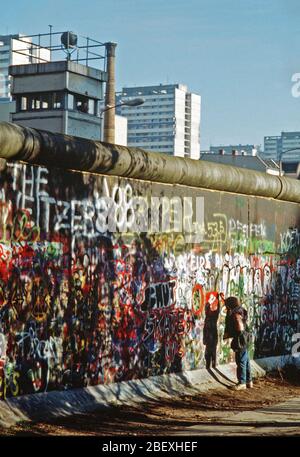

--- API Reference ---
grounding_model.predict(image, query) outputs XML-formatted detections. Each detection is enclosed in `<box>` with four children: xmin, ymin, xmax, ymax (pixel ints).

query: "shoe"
<box><xmin>231</xmin><ymin>383</ymin><xmax>247</xmax><ymax>390</ymax></box>
<box><xmin>247</xmin><ymin>381</ymin><xmax>254</xmax><ymax>388</ymax></box>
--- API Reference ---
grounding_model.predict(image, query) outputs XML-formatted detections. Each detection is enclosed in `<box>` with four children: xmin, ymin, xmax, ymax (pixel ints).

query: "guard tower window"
<box><xmin>41</xmin><ymin>93</ymin><xmax>50</xmax><ymax>109</ymax></box>
<box><xmin>53</xmin><ymin>92</ymin><xmax>63</xmax><ymax>109</ymax></box>
<box><xmin>16</xmin><ymin>92</ymin><xmax>64</xmax><ymax>111</ymax></box>
<box><xmin>68</xmin><ymin>94</ymin><xmax>74</xmax><ymax>110</ymax></box>
<box><xmin>73</xmin><ymin>94</ymin><xmax>96</xmax><ymax>115</ymax></box>
<box><xmin>88</xmin><ymin>99</ymin><xmax>96</xmax><ymax>115</ymax></box>
<box><xmin>27</xmin><ymin>95</ymin><xmax>40</xmax><ymax>110</ymax></box>
<box><xmin>75</xmin><ymin>95</ymin><xmax>89</xmax><ymax>113</ymax></box>
<box><xmin>20</xmin><ymin>96</ymin><xmax>27</xmax><ymax>111</ymax></box>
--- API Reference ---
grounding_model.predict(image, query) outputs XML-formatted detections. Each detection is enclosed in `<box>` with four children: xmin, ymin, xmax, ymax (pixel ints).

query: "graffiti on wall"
<box><xmin>0</xmin><ymin>162</ymin><xmax>298</xmax><ymax>398</ymax></box>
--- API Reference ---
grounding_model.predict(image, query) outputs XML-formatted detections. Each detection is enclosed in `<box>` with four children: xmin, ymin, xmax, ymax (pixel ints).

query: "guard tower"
<box><xmin>9</xmin><ymin>31</ymin><xmax>108</xmax><ymax>141</ymax></box>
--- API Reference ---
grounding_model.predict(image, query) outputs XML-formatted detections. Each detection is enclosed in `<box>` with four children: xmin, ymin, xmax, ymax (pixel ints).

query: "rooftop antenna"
<box><xmin>48</xmin><ymin>25</ymin><xmax>53</xmax><ymax>61</ymax></box>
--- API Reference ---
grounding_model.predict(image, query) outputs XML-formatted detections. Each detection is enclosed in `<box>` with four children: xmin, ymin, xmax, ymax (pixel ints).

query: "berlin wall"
<box><xmin>0</xmin><ymin>122</ymin><xmax>299</xmax><ymax>399</ymax></box>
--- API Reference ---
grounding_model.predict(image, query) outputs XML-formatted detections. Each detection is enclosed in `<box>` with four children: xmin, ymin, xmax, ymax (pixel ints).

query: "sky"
<box><xmin>1</xmin><ymin>0</ymin><xmax>300</xmax><ymax>149</ymax></box>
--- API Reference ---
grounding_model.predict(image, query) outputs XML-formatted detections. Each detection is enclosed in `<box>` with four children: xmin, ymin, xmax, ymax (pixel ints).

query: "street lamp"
<box><xmin>100</xmin><ymin>97</ymin><xmax>144</xmax><ymax>142</ymax></box>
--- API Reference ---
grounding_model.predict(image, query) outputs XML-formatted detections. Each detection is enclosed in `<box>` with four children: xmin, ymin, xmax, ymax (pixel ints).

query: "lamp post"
<box><xmin>279</xmin><ymin>148</ymin><xmax>300</xmax><ymax>176</ymax></box>
<box><xmin>100</xmin><ymin>97</ymin><xmax>144</xmax><ymax>142</ymax></box>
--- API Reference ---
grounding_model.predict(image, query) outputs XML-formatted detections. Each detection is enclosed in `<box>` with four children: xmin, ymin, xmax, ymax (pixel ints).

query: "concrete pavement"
<box><xmin>0</xmin><ymin>355</ymin><xmax>296</xmax><ymax>428</ymax></box>
<box><xmin>0</xmin><ymin>359</ymin><xmax>267</xmax><ymax>426</ymax></box>
<box><xmin>175</xmin><ymin>395</ymin><xmax>300</xmax><ymax>436</ymax></box>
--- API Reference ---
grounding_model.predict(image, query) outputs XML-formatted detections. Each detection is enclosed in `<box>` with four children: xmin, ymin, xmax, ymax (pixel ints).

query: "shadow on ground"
<box><xmin>1</xmin><ymin>368</ymin><xmax>300</xmax><ymax>436</ymax></box>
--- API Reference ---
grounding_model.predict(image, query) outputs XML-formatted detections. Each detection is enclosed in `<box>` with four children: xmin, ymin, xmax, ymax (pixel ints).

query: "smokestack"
<box><xmin>103</xmin><ymin>42</ymin><xmax>117</xmax><ymax>144</ymax></box>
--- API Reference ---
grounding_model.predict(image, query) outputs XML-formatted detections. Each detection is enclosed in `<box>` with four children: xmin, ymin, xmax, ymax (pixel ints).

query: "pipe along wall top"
<box><xmin>0</xmin><ymin>121</ymin><xmax>299</xmax><ymax>203</ymax></box>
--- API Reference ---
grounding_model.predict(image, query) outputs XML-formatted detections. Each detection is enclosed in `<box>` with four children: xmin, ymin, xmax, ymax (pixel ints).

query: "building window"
<box><xmin>88</xmin><ymin>99</ymin><xmax>96</xmax><ymax>115</ymax></box>
<box><xmin>53</xmin><ymin>92</ymin><xmax>63</xmax><ymax>109</ymax></box>
<box><xmin>75</xmin><ymin>94</ymin><xmax>89</xmax><ymax>113</ymax></box>
<box><xmin>20</xmin><ymin>96</ymin><xmax>27</xmax><ymax>111</ymax></box>
<box><xmin>41</xmin><ymin>93</ymin><xmax>50</xmax><ymax>109</ymax></box>
<box><xmin>16</xmin><ymin>91</ymin><xmax>65</xmax><ymax>112</ymax></box>
<box><xmin>69</xmin><ymin>94</ymin><xmax>96</xmax><ymax>115</ymax></box>
<box><xmin>68</xmin><ymin>94</ymin><xmax>74</xmax><ymax>110</ymax></box>
<box><xmin>27</xmin><ymin>95</ymin><xmax>39</xmax><ymax>110</ymax></box>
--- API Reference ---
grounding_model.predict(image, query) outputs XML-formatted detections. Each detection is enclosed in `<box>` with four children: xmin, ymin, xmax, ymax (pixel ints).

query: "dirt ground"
<box><xmin>1</xmin><ymin>367</ymin><xmax>300</xmax><ymax>436</ymax></box>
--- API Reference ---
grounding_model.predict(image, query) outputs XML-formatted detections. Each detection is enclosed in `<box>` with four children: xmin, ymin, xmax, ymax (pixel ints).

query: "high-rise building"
<box><xmin>281</xmin><ymin>131</ymin><xmax>300</xmax><ymax>160</ymax></box>
<box><xmin>264</xmin><ymin>132</ymin><xmax>300</xmax><ymax>160</ymax></box>
<box><xmin>0</xmin><ymin>34</ymin><xmax>50</xmax><ymax>122</ymax></box>
<box><xmin>116</xmin><ymin>84</ymin><xmax>201</xmax><ymax>159</ymax></box>
<box><xmin>263</xmin><ymin>136</ymin><xmax>281</xmax><ymax>160</ymax></box>
<box><xmin>280</xmin><ymin>132</ymin><xmax>300</xmax><ymax>175</ymax></box>
<box><xmin>0</xmin><ymin>34</ymin><xmax>50</xmax><ymax>101</ymax></box>
<box><xmin>264</xmin><ymin>132</ymin><xmax>300</xmax><ymax>162</ymax></box>
<box><xmin>263</xmin><ymin>132</ymin><xmax>300</xmax><ymax>175</ymax></box>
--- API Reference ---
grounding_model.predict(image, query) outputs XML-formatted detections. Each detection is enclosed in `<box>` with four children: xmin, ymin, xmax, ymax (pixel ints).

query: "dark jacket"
<box><xmin>203</xmin><ymin>302</ymin><xmax>219</xmax><ymax>346</ymax></box>
<box><xmin>224</xmin><ymin>305</ymin><xmax>249</xmax><ymax>351</ymax></box>
<box><xmin>224</xmin><ymin>306</ymin><xmax>247</xmax><ymax>338</ymax></box>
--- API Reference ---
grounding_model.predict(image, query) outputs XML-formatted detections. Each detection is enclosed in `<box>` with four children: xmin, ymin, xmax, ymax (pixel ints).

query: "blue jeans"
<box><xmin>235</xmin><ymin>348</ymin><xmax>252</xmax><ymax>384</ymax></box>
